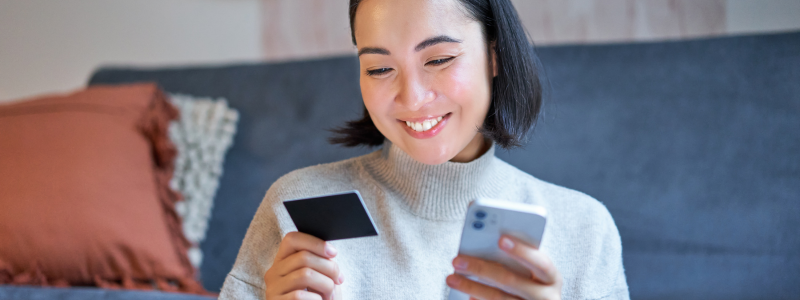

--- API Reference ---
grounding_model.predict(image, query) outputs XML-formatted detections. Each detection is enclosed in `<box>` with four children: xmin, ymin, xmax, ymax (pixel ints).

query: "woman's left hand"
<box><xmin>446</xmin><ymin>235</ymin><xmax>563</xmax><ymax>300</ymax></box>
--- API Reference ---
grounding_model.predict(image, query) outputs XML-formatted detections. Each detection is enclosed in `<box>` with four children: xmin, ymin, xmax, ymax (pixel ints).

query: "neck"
<box><xmin>362</xmin><ymin>140</ymin><xmax>505</xmax><ymax>220</ymax></box>
<box><xmin>450</xmin><ymin>133</ymin><xmax>490</xmax><ymax>163</ymax></box>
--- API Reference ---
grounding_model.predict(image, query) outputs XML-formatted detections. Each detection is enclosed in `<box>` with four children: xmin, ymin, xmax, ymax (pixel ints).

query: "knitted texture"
<box><xmin>219</xmin><ymin>141</ymin><xmax>629</xmax><ymax>300</ymax></box>
<box><xmin>168</xmin><ymin>94</ymin><xmax>239</xmax><ymax>268</ymax></box>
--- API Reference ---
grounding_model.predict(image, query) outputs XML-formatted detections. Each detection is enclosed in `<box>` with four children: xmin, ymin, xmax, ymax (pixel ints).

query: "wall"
<box><xmin>520</xmin><ymin>0</ymin><xmax>800</xmax><ymax>45</ymax></box>
<box><xmin>726</xmin><ymin>0</ymin><xmax>800</xmax><ymax>34</ymax></box>
<box><xmin>0</xmin><ymin>0</ymin><xmax>261</xmax><ymax>102</ymax></box>
<box><xmin>260</xmin><ymin>0</ymin><xmax>800</xmax><ymax>60</ymax></box>
<box><xmin>2</xmin><ymin>0</ymin><xmax>799</xmax><ymax>103</ymax></box>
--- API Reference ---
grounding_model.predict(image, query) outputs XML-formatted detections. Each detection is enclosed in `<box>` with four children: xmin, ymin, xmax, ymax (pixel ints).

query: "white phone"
<box><xmin>448</xmin><ymin>198</ymin><xmax>547</xmax><ymax>300</ymax></box>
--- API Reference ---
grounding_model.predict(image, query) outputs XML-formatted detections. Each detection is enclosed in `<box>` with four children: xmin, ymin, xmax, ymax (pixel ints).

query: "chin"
<box><xmin>410</xmin><ymin>152</ymin><xmax>451</xmax><ymax>165</ymax></box>
<box><xmin>398</xmin><ymin>139</ymin><xmax>456</xmax><ymax>165</ymax></box>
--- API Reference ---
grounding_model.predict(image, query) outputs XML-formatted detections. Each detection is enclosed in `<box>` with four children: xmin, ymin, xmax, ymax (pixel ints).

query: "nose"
<box><xmin>397</xmin><ymin>70</ymin><xmax>435</xmax><ymax>111</ymax></box>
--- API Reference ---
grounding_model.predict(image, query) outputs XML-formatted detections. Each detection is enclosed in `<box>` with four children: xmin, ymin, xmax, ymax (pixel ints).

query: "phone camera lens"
<box><xmin>475</xmin><ymin>210</ymin><xmax>487</xmax><ymax>219</ymax></box>
<box><xmin>472</xmin><ymin>221</ymin><xmax>484</xmax><ymax>230</ymax></box>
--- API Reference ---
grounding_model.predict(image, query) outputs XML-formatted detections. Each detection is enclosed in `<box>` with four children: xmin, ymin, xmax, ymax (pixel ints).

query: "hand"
<box><xmin>264</xmin><ymin>232</ymin><xmax>344</xmax><ymax>300</ymax></box>
<box><xmin>446</xmin><ymin>235</ymin><xmax>562</xmax><ymax>300</ymax></box>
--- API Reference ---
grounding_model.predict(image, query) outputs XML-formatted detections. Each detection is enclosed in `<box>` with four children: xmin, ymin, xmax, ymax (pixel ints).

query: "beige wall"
<box><xmin>2</xmin><ymin>0</ymin><xmax>799</xmax><ymax>103</ymax></box>
<box><xmin>0</xmin><ymin>0</ymin><xmax>262</xmax><ymax>102</ymax></box>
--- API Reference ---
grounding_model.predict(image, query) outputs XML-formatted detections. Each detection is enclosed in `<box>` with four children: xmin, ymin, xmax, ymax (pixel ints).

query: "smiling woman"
<box><xmin>331</xmin><ymin>0</ymin><xmax>542</xmax><ymax>164</ymax></box>
<box><xmin>219</xmin><ymin>0</ymin><xmax>629</xmax><ymax>299</ymax></box>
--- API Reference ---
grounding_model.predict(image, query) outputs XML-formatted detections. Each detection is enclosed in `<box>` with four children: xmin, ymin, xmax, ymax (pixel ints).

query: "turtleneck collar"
<box><xmin>362</xmin><ymin>140</ymin><xmax>507</xmax><ymax>221</ymax></box>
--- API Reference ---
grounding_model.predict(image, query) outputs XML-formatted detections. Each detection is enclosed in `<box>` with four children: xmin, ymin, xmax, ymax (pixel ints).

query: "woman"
<box><xmin>220</xmin><ymin>0</ymin><xmax>629</xmax><ymax>299</ymax></box>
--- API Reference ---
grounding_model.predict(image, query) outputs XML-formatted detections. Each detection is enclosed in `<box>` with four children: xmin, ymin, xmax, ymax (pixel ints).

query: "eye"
<box><xmin>366</xmin><ymin>68</ymin><xmax>393</xmax><ymax>77</ymax></box>
<box><xmin>426</xmin><ymin>56</ymin><xmax>455</xmax><ymax>66</ymax></box>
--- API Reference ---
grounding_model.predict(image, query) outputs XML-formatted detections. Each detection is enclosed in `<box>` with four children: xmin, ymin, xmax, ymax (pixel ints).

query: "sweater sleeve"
<box><xmin>219</xmin><ymin>273</ymin><xmax>266</xmax><ymax>300</ymax></box>
<box><xmin>556</xmin><ymin>194</ymin><xmax>630</xmax><ymax>300</ymax></box>
<box><xmin>218</xmin><ymin>176</ymin><xmax>299</xmax><ymax>300</ymax></box>
<box><xmin>594</xmin><ymin>205</ymin><xmax>630</xmax><ymax>300</ymax></box>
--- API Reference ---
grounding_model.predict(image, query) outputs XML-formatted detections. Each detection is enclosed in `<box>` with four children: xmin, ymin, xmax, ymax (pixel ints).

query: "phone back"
<box><xmin>448</xmin><ymin>198</ymin><xmax>547</xmax><ymax>300</ymax></box>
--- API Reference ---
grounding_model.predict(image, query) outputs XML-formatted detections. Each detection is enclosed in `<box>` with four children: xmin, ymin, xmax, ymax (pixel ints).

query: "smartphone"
<box><xmin>448</xmin><ymin>198</ymin><xmax>547</xmax><ymax>300</ymax></box>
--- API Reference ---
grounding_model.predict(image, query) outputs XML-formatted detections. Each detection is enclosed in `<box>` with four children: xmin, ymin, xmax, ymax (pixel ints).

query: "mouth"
<box><xmin>403</xmin><ymin>115</ymin><xmax>445</xmax><ymax>132</ymax></box>
<box><xmin>398</xmin><ymin>113</ymin><xmax>451</xmax><ymax>138</ymax></box>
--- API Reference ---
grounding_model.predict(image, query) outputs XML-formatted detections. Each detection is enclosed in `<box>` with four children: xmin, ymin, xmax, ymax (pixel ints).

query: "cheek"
<box><xmin>439</xmin><ymin>61</ymin><xmax>492</xmax><ymax>119</ymax></box>
<box><xmin>360</xmin><ymin>79</ymin><xmax>377</xmax><ymax>110</ymax></box>
<box><xmin>441</xmin><ymin>65</ymin><xmax>471</xmax><ymax>100</ymax></box>
<box><xmin>360</xmin><ymin>78</ymin><xmax>395</xmax><ymax>130</ymax></box>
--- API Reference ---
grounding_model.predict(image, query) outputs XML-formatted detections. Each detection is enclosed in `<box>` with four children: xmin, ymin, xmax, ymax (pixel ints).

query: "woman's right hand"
<box><xmin>263</xmin><ymin>232</ymin><xmax>344</xmax><ymax>300</ymax></box>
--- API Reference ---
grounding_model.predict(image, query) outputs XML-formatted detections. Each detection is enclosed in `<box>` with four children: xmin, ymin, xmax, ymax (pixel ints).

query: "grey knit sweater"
<box><xmin>219</xmin><ymin>141</ymin><xmax>629</xmax><ymax>300</ymax></box>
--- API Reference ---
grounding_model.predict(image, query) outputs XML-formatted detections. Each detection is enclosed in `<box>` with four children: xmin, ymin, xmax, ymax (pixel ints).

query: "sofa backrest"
<box><xmin>89</xmin><ymin>31</ymin><xmax>800</xmax><ymax>299</ymax></box>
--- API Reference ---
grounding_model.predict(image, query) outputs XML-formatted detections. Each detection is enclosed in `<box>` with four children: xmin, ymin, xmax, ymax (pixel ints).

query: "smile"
<box><xmin>405</xmin><ymin>116</ymin><xmax>443</xmax><ymax>132</ymax></box>
<box><xmin>398</xmin><ymin>113</ymin><xmax>451</xmax><ymax>139</ymax></box>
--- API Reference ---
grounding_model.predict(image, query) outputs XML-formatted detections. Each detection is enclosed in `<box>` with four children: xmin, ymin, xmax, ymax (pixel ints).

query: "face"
<box><xmin>354</xmin><ymin>0</ymin><xmax>495</xmax><ymax>165</ymax></box>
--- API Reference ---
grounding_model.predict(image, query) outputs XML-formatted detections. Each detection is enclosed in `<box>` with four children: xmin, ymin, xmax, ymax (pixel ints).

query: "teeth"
<box><xmin>405</xmin><ymin>117</ymin><xmax>441</xmax><ymax>132</ymax></box>
<box><xmin>422</xmin><ymin>120</ymin><xmax>432</xmax><ymax>131</ymax></box>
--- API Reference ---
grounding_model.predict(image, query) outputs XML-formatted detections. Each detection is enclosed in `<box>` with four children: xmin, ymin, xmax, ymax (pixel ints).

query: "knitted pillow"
<box><xmin>0</xmin><ymin>84</ymin><xmax>207</xmax><ymax>294</ymax></box>
<box><xmin>167</xmin><ymin>94</ymin><xmax>239</xmax><ymax>268</ymax></box>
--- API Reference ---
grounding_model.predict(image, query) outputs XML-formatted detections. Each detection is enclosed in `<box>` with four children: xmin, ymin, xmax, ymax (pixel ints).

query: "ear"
<box><xmin>490</xmin><ymin>41</ymin><xmax>498</xmax><ymax>77</ymax></box>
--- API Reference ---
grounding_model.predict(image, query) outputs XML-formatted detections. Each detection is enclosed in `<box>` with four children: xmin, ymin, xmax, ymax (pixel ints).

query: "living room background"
<box><xmin>2</xmin><ymin>1</ymin><xmax>798</xmax><ymax>298</ymax></box>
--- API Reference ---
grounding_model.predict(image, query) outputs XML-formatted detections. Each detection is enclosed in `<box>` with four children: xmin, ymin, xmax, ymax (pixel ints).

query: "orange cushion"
<box><xmin>0</xmin><ymin>84</ymin><xmax>206</xmax><ymax>294</ymax></box>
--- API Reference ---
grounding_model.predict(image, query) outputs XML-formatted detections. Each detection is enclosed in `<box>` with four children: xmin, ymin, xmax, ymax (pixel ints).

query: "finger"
<box><xmin>452</xmin><ymin>255</ymin><xmax>536</xmax><ymax>297</ymax></box>
<box><xmin>275</xmin><ymin>232</ymin><xmax>337</xmax><ymax>262</ymax></box>
<box><xmin>275</xmin><ymin>267</ymin><xmax>336</xmax><ymax>299</ymax></box>
<box><xmin>275</xmin><ymin>290</ymin><xmax>323</xmax><ymax>300</ymax></box>
<box><xmin>276</xmin><ymin>250</ymin><xmax>343</xmax><ymax>285</ymax></box>
<box><xmin>499</xmin><ymin>235</ymin><xmax>558</xmax><ymax>285</ymax></box>
<box><xmin>446</xmin><ymin>274</ymin><xmax>521</xmax><ymax>300</ymax></box>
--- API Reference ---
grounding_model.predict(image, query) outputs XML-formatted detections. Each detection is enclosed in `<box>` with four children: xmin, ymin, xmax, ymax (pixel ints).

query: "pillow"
<box><xmin>0</xmin><ymin>84</ymin><xmax>207</xmax><ymax>294</ymax></box>
<box><xmin>167</xmin><ymin>94</ymin><xmax>239</xmax><ymax>268</ymax></box>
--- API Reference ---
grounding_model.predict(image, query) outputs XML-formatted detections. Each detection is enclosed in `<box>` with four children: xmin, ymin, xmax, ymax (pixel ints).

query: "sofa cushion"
<box><xmin>167</xmin><ymin>93</ymin><xmax>239</xmax><ymax>269</ymax></box>
<box><xmin>89</xmin><ymin>57</ymin><xmax>374</xmax><ymax>291</ymax></box>
<box><xmin>0</xmin><ymin>84</ymin><xmax>206</xmax><ymax>294</ymax></box>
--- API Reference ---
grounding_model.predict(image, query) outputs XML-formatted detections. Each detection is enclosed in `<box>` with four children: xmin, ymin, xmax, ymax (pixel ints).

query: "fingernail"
<box><xmin>325</xmin><ymin>243</ymin><xmax>337</xmax><ymax>257</ymax></box>
<box><xmin>446</xmin><ymin>275</ymin><xmax>461</xmax><ymax>286</ymax></box>
<box><xmin>500</xmin><ymin>237</ymin><xmax>514</xmax><ymax>250</ymax></box>
<box><xmin>453</xmin><ymin>257</ymin><xmax>468</xmax><ymax>270</ymax></box>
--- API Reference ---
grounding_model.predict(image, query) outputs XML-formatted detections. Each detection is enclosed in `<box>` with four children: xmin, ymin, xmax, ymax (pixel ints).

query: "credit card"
<box><xmin>283</xmin><ymin>190</ymin><xmax>379</xmax><ymax>241</ymax></box>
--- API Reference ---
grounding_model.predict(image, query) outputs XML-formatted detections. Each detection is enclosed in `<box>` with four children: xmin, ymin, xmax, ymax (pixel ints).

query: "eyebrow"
<box><xmin>415</xmin><ymin>35</ymin><xmax>462</xmax><ymax>51</ymax></box>
<box><xmin>357</xmin><ymin>35</ymin><xmax>462</xmax><ymax>57</ymax></box>
<box><xmin>357</xmin><ymin>47</ymin><xmax>390</xmax><ymax>56</ymax></box>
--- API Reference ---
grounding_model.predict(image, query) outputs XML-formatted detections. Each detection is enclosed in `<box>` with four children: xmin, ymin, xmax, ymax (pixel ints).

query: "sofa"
<box><xmin>1</xmin><ymin>31</ymin><xmax>797</xmax><ymax>299</ymax></box>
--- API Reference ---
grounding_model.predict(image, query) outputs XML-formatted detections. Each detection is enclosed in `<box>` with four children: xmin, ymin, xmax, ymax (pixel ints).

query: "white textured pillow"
<box><xmin>167</xmin><ymin>94</ymin><xmax>239</xmax><ymax>268</ymax></box>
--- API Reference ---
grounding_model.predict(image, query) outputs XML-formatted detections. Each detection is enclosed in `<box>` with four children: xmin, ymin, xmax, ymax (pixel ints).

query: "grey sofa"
<box><xmin>2</xmin><ymin>31</ymin><xmax>797</xmax><ymax>299</ymax></box>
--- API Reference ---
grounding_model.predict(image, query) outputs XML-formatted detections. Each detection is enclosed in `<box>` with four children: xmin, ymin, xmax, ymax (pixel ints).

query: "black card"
<box><xmin>283</xmin><ymin>190</ymin><xmax>379</xmax><ymax>241</ymax></box>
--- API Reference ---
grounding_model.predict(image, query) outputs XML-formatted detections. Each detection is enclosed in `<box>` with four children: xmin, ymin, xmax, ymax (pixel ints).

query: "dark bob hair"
<box><xmin>330</xmin><ymin>0</ymin><xmax>543</xmax><ymax>149</ymax></box>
